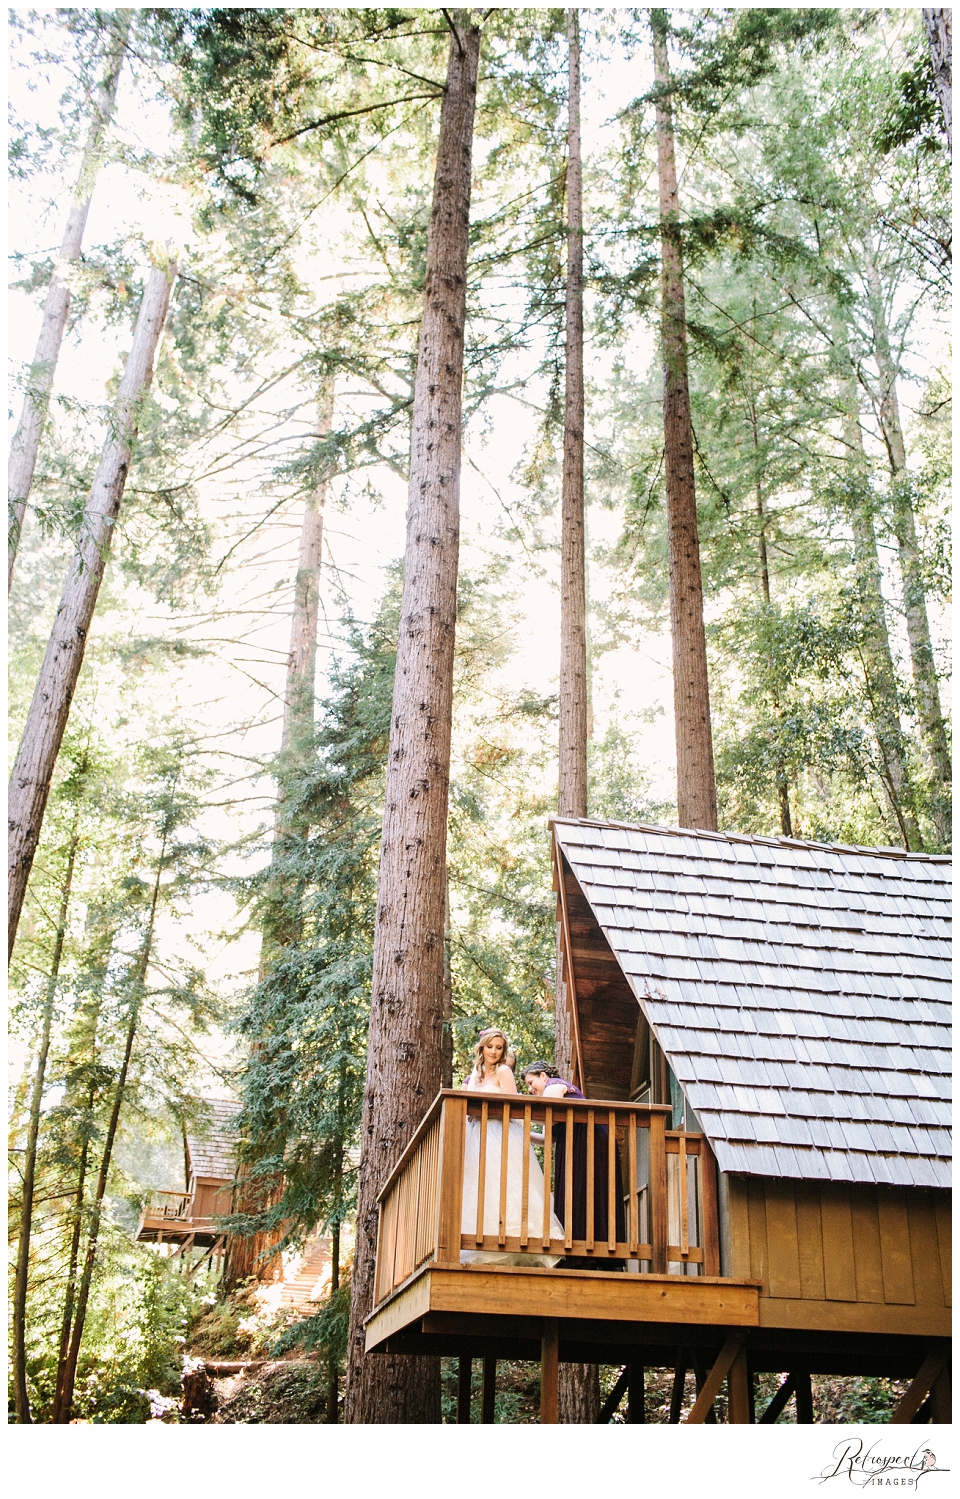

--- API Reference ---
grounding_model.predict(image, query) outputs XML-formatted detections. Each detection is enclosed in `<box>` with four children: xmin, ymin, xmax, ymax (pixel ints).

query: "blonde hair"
<box><xmin>469</xmin><ymin>1027</ymin><xmax>511</xmax><ymax>1085</ymax></box>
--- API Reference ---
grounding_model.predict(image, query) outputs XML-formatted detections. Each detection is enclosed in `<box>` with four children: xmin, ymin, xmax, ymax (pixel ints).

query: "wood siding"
<box><xmin>726</xmin><ymin>1176</ymin><xmax>951</xmax><ymax>1337</ymax></box>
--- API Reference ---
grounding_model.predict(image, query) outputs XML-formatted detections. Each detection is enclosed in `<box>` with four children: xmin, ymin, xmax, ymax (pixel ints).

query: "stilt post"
<box><xmin>794</xmin><ymin>1371</ymin><xmax>813</xmax><ymax>1425</ymax></box>
<box><xmin>627</xmin><ymin>1364</ymin><xmax>645</xmax><ymax>1423</ymax></box>
<box><xmin>457</xmin><ymin>1357</ymin><xmax>473</xmax><ymax>1423</ymax></box>
<box><xmin>540</xmin><ymin>1319</ymin><xmax>559</xmax><ymax>1424</ymax></box>
<box><xmin>481</xmin><ymin>1356</ymin><xmax>496</xmax><ymax>1424</ymax></box>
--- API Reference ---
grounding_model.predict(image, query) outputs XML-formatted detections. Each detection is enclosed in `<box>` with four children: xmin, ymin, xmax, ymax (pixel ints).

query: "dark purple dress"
<box><xmin>547</xmin><ymin>1080</ymin><xmax>626</xmax><ymax>1252</ymax></box>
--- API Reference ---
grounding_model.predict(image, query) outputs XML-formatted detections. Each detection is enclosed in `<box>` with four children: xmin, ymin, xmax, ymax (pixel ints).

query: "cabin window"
<box><xmin>640</xmin><ymin>1029</ymin><xmax>701</xmax><ymax>1132</ymax></box>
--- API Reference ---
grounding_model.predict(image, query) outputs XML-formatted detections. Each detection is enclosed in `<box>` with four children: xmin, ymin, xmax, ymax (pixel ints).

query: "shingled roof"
<box><xmin>553</xmin><ymin>818</ymin><xmax>951</xmax><ymax>1191</ymax></box>
<box><xmin>186</xmin><ymin>1098</ymin><xmax>240</xmax><ymax>1181</ymax></box>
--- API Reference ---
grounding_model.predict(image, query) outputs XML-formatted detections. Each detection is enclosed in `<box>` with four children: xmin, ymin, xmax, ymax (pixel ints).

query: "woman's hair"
<box><xmin>522</xmin><ymin>1059</ymin><xmax>561</xmax><ymax>1080</ymax></box>
<box><xmin>469</xmin><ymin>1027</ymin><xmax>511</xmax><ymax>1084</ymax></box>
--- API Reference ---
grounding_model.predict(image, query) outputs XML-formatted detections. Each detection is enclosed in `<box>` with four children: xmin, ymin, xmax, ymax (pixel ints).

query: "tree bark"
<box><xmin>862</xmin><ymin>250</ymin><xmax>950</xmax><ymax>842</ymax></box>
<box><xmin>8</xmin><ymin>255</ymin><xmax>177</xmax><ymax>957</ymax></box>
<box><xmin>281</xmin><ymin>389</ymin><xmax>332</xmax><ymax>758</ymax></box>
<box><xmin>52</xmin><ymin>923</ymin><xmax>115</xmax><ymax>1421</ymax></box>
<box><xmin>651</xmin><ymin>11</ymin><xmax>718</xmax><ymax>833</ymax></box>
<box><xmin>11</xmin><ymin>811</ymin><xmax>82</xmax><ymax>1422</ymax></box>
<box><xmin>556</xmin><ymin>11</ymin><xmax>601</xmax><ymax>1424</ymax></box>
<box><xmin>344</xmin><ymin>14</ymin><xmax>480</xmax><ymax>1426</ymax></box>
<box><xmin>558</xmin><ymin>7</ymin><xmax>588</xmax><ymax>822</ymax></box>
<box><xmin>8</xmin><ymin>14</ymin><xmax>129</xmax><ymax>584</ymax></box>
<box><xmin>840</xmin><ymin>389</ymin><xmax>922</xmax><ymax>850</ymax></box>
<box><xmin>53</xmin><ymin>837</ymin><xmax>167</xmax><ymax>1423</ymax></box>
<box><xmin>922</xmin><ymin>8</ymin><xmax>952</xmax><ymax>153</ymax></box>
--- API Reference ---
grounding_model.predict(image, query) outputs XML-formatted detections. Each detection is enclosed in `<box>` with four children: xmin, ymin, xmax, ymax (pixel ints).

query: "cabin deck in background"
<box><xmin>136</xmin><ymin>1098</ymin><xmax>240</xmax><ymax>1260</ymax></box>
<box><xmin>366</xmin><ymin>819</ymin><xmax>951</xmax><ymax>1424</ymax></box>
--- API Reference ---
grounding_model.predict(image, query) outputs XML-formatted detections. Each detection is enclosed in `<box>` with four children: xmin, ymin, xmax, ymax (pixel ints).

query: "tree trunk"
<box><xmin>441</xmin><ymin>874</ymin><xmax>454</xmax><ymax>1089</ymax></box>
<box><xmin>840</xmin><ymin>390</ymin><xmax>922</xmax><ymax>850</ymax></box>
<box><xmin>558</xmin><ymin>7</ymin><xmax>588</xmax><ymax>823</ymax></box>
<box><xmin>923</xmin><ymin>8</ymin><xmax>952</xmax><ymax>153</ymax></box>
<box><xmin>11</xmin><ymin>814</ymin><xmax>82</xmax><ymax>1422</ymax></box>
<box><xmin>281</xmin><ymin>389</ymin><xmax>332</xmax><ymax>758</ymax></box>
<box><xmin>52</xmin><ymin>923</ymin><xmax>115</xmax><ymax>1422</ymax></box>
<box><xmin>327</xmin><ymin>1216</ymin><xmax>341</xmax><ymax>1423</ymax></box>
<box><xmin>227</xmin><ymin>390</ymin><xmax>336</xmax><ymax>1292</ymax></box>
<box><xmin>862</xmin><ymin>250</ymin><xmax>950</xmax><ymax>842</ymax></box>
<box><xmin>53</xmin><ymin>842</ymin><xmax>166</xmax><ymax>1423</ymax></box>
<box><xmin>8</xmin><ymin>15</ymin><xmax>129</xmax><ymax>584</ymax></box>
<box><xmin>651</xmin><ymin>10</ymin><xmax>718</xmax><ymax>833</ymax></box>
<box><xmin>8</xmin><ymin>255</ymin><xmax>177</xmax><ymax>957</ymax></box>
<box><xmin>344</xmin><ymin>14</ymin><xmax>480</xmax><ymax>1426</ymax></box>
<box><xmin>556</xmin><ymin>11</ymin><xmax>601</xmax><ymax>1424</ymax></box>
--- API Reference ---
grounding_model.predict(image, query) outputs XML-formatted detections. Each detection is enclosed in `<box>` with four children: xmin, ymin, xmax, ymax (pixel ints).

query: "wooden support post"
<box><xmin>540</xmin><ymin>1320</ymin><xmax>559</xmax><ymax>1425</ymax></box>
<box><xmin>481</xmin><ymin>1356</ymin><xmax>496</xmax><ymax>1424</ymax></box>
<box><xmin>794</xmin><ymin>1371</ymin><xmax>813</xmax><ymax>1425</ymax></box>
<box><xmin>891</xmin><ymin>1349</ymin><xmax>948</xmax><ymax>1424</ymax></box>
<box><xmin>598</xmin><ymin>1367</ymin><xmax>629</xmax><ymax>1422</ymax></box>
<box><xmin>669</xmin><ymin>1349</ymin><xmax>688</xmax><ymax>1423</ymax></box>
<box><xmin>759</xmin><ymin>1373</ymin><xmax>797</xmax><ymax>1424</ymax></box>
<box><xmin>686</xmin><ymin>1332</ymin><xmax>746</xmax><ymax>1424</ymax></box>
<box><xmin>649</xmin><ymin>1110</ymin><xmax>668</xmax><ymax>1272</ymax></box>
<box><xmin>435</xmin><ymin>1095</ymin><xmax>466</xmax><ymax>1268</ymax></box>
<box><xmin>691</xmin><ymin>1348</ymin><xmax>715</xmax><ymax>1423</ymax></box>
<box><xmin>727</xmin><ymin>1344</ymin><xmax>751</xmax><ymax>1425</ymax></box>
<box><xmin>929</xmin><ymin>1365</ymin><xmax>951</xmax><ymax>1424</ymax></box>
<box><xmin>457</xmin><ymin>1357</ymin><xmax>472</xmax><ymax>1424</ymax></box>
<box><xmin>627</xmin><ymin>1364</ymin><xmax>645</xmax><ymax>1424</ymax></box>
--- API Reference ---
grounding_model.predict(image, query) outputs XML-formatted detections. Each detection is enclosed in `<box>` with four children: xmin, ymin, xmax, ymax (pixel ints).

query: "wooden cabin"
<box><xmin>364</xmin><ymin>819</ymin><xmax>951</xmax><ymax>1423</ymax></box>
<box><xmin>136</xmin><ymin>1097</ymin><xmax>240</xmax><ymax>1262</ymax></box>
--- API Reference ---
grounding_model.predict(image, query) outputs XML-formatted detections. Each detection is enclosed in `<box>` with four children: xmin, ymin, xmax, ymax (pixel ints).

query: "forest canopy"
<box><xmin>8</xmin><ymin>5</ymin><xmax>951</xmax><ymax>1427</ymax></box>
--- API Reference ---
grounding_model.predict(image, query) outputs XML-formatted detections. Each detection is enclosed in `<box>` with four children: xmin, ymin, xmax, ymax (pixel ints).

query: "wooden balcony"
<box><xmin>366</xmin><ymin>1091</ymin><xmax>760</xmax><ymax>1366</ymax></box>
<box><xmin>136</xmin><ymin>1187</ymin><xmax>229</xmax><ymax>1248</ymax></box>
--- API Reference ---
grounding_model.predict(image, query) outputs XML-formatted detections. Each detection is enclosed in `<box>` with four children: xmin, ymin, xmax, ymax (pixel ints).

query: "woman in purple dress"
<box><xmin>523</xmin><ymin>1062</ymin><xmax>625</xmax><ymax>1267</ymax></box>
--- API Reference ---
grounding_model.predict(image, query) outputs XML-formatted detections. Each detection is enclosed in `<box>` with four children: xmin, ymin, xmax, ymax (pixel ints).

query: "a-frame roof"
<box><xmin>553</xmin><ymin>818</ymin><xmax>951</xmax><ymax>1191</ymax></box>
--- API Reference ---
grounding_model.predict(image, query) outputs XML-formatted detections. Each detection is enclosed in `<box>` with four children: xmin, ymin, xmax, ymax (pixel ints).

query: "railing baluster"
<box><xmin>542</xmin><ymin>1105</ymin><xmax>553</xmax><ymax>1251</ymax></box>
<box><xmin>700</xmin><ymin>1137</ymin><xmax>720</xmax><ymax>1276</ymax></box>
<box><xmin>679</xmin><ymin>1134</ymin><xmax>689</xmax><ymax>1261</ymax></box>
<box><xmin>476</xmin><ymin>1101</ymin><xmax>488</xmax><ymax>1247</ymax></box>
<box><xmin>586</xmin><ymin>1108</ymin><xmax>595</xmax><ymax>1253</ymax></box>
<box><xmin>628</xmin><ymin>1115</ymin><xmax>639</xmax><ymax>1256</ymax></box>
<box><xmin>649</xmin><ymin>1109</ymin><xmax>667</xmax><ymax>1273</ymax></box>
<box><xmin>608</xmin><ymin>1109</ymin><xmax>617</xmax><ymax>1252</ymax></box>
<box><xmin>564</xmin><ymin>1105</ymin><xmax>574</xmax><ymax>1252</ymax></box>
<box><xmin>521</xmin><ymin>1103</ymin><xmax>531</xmax><ymax>1248</ymax></box>
<box><xmin>498</xmin><ymin>1102</ymin><xmax>510</xmax><ymax>1246</ymax></box>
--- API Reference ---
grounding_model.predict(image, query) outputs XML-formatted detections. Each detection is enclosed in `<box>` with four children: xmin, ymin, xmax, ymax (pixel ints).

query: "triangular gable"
<box><xmin>554</xmin><ymin>818</ymin><xmax>951</xmax><ymax>1190</ymax></box>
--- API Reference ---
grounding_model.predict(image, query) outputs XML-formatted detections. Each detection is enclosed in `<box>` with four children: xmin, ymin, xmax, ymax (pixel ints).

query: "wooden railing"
<box><xmin>144</xmin><ymin>1190</ymin><xmax>192</xmax><ymax>1222</ymax></box>
<box><xmin>373</xmin><ymin>1091</ymin><xmax>720</xmax><ymax>1310</ymax></box>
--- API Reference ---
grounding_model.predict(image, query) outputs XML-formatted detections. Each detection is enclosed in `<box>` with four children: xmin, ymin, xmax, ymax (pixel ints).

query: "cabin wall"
<box><xmin>724</xmin><ymin>1175</ymin><xmax>951</xmax><ymax>1338</ymax></box>
<box><xmin>192</xmin><ymin>1177</ymin><xmax>232</xmax><ymax>1221</ymax></box>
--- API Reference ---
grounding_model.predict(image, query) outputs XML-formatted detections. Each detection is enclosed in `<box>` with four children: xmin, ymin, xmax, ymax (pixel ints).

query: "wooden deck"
<box><xmin>136</xmin><ymin>1187</ymin><xmax>229</xmax><ymax>1248</ymax></box>
<box><xmin>366</xmin><ymin>1262</ymin><xmax>760</xmax><ymax>1353</ymax></box>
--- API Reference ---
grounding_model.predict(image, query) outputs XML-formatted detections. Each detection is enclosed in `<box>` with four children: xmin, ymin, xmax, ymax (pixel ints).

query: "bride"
<box><xmin>460</xmin><ymin>1028</ymin><xmax>562</xmax><ymax>1267</ymax></box>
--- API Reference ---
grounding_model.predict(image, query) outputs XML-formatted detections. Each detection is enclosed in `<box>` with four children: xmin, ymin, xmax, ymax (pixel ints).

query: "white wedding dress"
<box><xmin>460</xmin><ymin>1078</ymin><xmax>562</xmax><ymax>1267</ymax></box>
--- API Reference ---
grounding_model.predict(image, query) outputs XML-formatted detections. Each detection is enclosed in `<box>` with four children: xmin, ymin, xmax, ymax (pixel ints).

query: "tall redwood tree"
<box><xmin>344</xmin><ymin>12</ymin><xmax>482</xmax><ymax>1425</ymax></box>
<box><xmin>650</xmin><ymin>9</ymin><xmax>718</xmax><ymax>832</ymax></box>
<box><xmin>555</xmin><ymin>8</ymin><xmax>602</xmax><ymax>1425</ymax></box>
